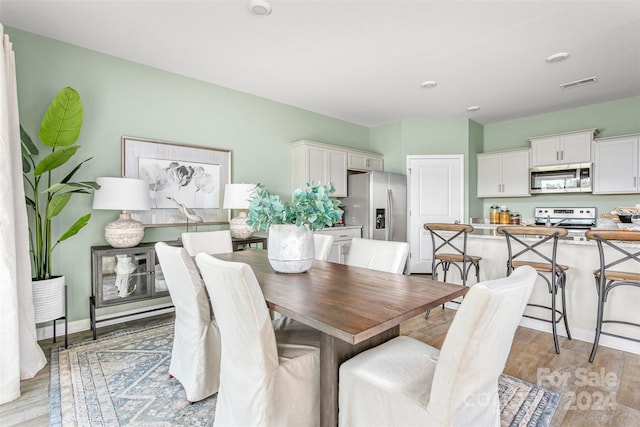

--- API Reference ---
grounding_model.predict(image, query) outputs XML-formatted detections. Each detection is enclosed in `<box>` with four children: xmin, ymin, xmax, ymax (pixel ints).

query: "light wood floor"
<box><xmin>1</xmin><ymin>310</ymin><xmax>638</xmax><ymax>426</ymax></box>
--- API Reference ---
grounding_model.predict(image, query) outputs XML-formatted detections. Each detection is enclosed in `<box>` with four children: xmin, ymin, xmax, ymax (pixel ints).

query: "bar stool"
<box><xmin>584</xmin><ymin>230</ymin><xmax>640</xmax><ymax>362</ymax></box>
<box><xmin>496</xmin><ymin>225</ymin><xmax>571</xmax><ymax>354</ymax></box>
<box><xmin>423</xmin><ymin>223</ymin><xmax>481</xmax><ymax>316</ymax></box>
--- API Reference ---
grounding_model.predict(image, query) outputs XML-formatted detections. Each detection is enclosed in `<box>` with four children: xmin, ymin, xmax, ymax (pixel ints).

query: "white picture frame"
<box><xmin>122</xmin><ymin>136</ymin><xmax>231</xmax><ymax>226</ymax></box>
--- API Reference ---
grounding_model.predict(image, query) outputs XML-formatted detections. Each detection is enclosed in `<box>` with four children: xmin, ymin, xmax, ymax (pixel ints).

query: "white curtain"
<box><xmin>0</xmin><ymin>23</ymin><xmax>47</xmax><ymax>405</ymax></box>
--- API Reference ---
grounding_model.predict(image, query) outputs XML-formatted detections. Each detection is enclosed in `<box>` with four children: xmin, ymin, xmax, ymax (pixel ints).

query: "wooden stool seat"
<box><xmin>592</xmin><ymin>269</ymin><xmax>640</xmax><ymax>283</ymax></box>
<box><xmin>512</xmin><ymin>260</ymin><xmax>569</xmax><ymax>273</ymax></box>
<box><xmin>435</xmin><ymin>253</ymin><xmax>482</xmax><ymax>263</ymax></box>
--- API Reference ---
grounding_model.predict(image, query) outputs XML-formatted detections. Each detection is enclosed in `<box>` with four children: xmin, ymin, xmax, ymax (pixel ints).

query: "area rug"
<box><xmin>50</xmin><ymin>320</ymin><xmax>559</xmax><ymax>426</ymax></box>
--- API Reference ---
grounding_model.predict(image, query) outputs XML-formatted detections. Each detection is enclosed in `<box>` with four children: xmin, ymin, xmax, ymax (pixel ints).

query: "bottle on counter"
<box><xmin>510</xmin><ymin>212</ymin><xmax>521</xmax><ymax>225</ymax></box>
<box><xmin>499</xmin><ymin>206</ymin><xmax>511</xmax><ymax>224</ymax></box>
<box><xmin>489</xmin><ymin>205</ymin><xmax>500</xmax><ymax>224</ymax></box>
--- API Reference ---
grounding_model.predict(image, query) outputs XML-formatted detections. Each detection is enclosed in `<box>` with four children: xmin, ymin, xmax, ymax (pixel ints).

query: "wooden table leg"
<box><xmin>319</xmin><ymin>326</ymin><xmax>399</xmax><ymax>427</ymax></box>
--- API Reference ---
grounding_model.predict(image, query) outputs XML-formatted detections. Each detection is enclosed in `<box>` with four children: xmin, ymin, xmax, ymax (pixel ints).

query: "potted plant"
<box><xmin>247</xmin><ymin>182</ymin><xmax>343</xmax><ymax>273</ymax></box>
<box><xmin>21</xmin><ymin>87</ymin><xmax>98</xmax><ymax>323</ymax></box>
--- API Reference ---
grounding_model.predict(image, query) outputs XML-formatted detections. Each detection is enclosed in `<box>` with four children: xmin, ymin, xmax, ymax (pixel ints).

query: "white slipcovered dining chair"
<box><xmin>181</xmin><ymin>230</ymin><xmax>233</xmax><ymax>256</ymax></box>
<box><xmin>346</xmin><ymin>237</ymin><xmax>410</xmax><ymax>274</ymax></box>
<box><xmin>195</xmin><ymin>253</ymin><xmax>320</xmax><ymax>427</ymax></box>
<box><xmin>339</xmin><ymin>266</ymin><xmax>537</xmax><ymax>427</ymax></box>
<box><xmin>154</xmin><ymin>242</ymin><xmax>221</xmax><ymax>403</ymax></box>
<box><xmin>313</xmin><ymin>233</ymin><xmax>335</xmax><ymax>261</ymax></box>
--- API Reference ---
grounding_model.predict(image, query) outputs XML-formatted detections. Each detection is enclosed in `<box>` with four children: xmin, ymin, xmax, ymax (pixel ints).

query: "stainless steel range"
<box><xmin>534</xmin><ymin>207</ymin><xmax>597</xmax><ymax>237</ymax></box>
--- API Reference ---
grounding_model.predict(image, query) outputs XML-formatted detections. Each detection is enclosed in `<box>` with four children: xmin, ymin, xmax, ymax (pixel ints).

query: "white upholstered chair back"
<box><xmin>346</xmin><ymin>237</ymin><xmax>409</xmax><ymax>274</ymax></box>
<box><xmin>181</xmin><ymin>230</ymin><xmax>233</xmax><ymax>256</ymax></box>
<box><xmin>313</xmin><ymin>234</ymin><xmax>335</xmax><ymax>261</ymax></box>
<box><xmin>427</xmin><ymin>265</ymin><xmax>537</xmax><ymax>424</ymax></box>
<box><xmin>339</xmin><ymin>265</ymin><xmax>537</xmax><ymax>427</ymax></box>
<box><xmin>195</xmin><ymin>253</ymin><xmax>320</xmax><ymax>427</ymax></box>
<box><xmin>154</xmin><ymin>242</ymin><xmax>220</xmax><ymax>402</ymax></box>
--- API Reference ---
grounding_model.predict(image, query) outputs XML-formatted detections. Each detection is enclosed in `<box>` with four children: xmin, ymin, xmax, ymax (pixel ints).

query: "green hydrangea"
<box><xmin>247</xmin><ymin>182</ymin><xmax>343</xmax><ymax>232</ymax></box>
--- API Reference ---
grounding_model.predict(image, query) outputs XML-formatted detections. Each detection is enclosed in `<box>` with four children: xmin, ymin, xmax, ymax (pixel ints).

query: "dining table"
<box><xmin>214</xmin><ymin>249</ymin><xmax>468</xmax><ymax>427</ymax></box>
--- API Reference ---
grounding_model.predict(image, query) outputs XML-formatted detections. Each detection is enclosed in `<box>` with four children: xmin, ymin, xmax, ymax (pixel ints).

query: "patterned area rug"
<box><xmin>49</xmin><ymin>320</ymin><xmax>559</xmax><ymax>426</ymax></box>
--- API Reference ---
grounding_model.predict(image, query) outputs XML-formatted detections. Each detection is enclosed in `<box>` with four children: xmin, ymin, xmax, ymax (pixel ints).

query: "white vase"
<box><xmin>267</xmin><ymin>224</ymin><xmax>315</xmax><ymax>273</ymax></box>
<box><xmin>32</xmin><ymin>276</ymin><xmax>66</xmax><ymax>323</ymax></box>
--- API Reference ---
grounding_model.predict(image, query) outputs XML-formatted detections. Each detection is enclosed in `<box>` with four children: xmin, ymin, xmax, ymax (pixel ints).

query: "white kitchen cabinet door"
<box><xmin>530</xmin><ymin>136</ymin><xmax>559</xmax><ymax>166</ymax></box>
<box><xmin>561</xmin><ymin>132</ymin><xmax>593</xmax><ymax>164</ymax></box>
<box><xmin>530</xmin><ymin>129</ymin><xmax>595</xmax><ymax>167</ymax></box>
<box><xmin>477</xmin><ymin>149</ymin><xmax>530</xmax><ymax>197</ymax></box>
<box><xmin>477</xmin><ymin>152</ymin><xmax>503</xmax><ymax>197</ymax></box>
<box><xmin>593</xmin><ymin>135</ymin><xmax>639</xmax><ymax>194</ymax></box>
<box><xmin>291</xmin><ymin>141</ymin><xmax>347</xmax><ymax>197</ymax></box>
<box><xmin>501</xmin><ymin>149</ymin><xmax>531</xmax><ymax>196</ymax></box>
<box><xmin>327</xmin><ymin>150</ymin><xmax>348</xmax><ymax>196</ymax></box>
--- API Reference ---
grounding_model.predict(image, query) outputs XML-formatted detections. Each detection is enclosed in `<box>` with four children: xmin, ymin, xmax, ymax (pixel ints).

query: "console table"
<box><xmin>232</xmin><ymin>236</ymin><xmax>268</xmax><ymax>251</ymax></box>
<box><xmin>89</xmin><ymin>241</ymin><xmax>180</xmax><ymax>339</ymax></box>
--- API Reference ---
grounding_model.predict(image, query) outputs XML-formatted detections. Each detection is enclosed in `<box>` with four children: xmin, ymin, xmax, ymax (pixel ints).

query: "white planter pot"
<box><xmin>32</xmin><ymin>276</ymin><xmax>66</xmax><ymax>323</ymax></box>
<box><xmin>268</xmin><ymin>224</ymin><xmax>315</xmax><ymax>273</ymax></box>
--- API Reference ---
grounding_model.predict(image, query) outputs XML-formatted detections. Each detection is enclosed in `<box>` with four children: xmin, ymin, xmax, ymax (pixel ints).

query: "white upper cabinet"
<box><xmin>529</xmin><ymin>129</ymin><xmax>596</xmax><ymax>167</ymax></box>
<box><xmin>593</xmin><ymin>134</ymin><xmax>640</xmax><ymax>194</ymax></box>
<box><xmin>477</xmin><ymin>149</ymin><xmax>530</xmax><ymax>198</ymax></box>
<box><xmin>347</xmin><ymin>151</ymin><xmax>384</xmax><ymax>172</ymax></box>
<box><xmin>292</xmin><ymin>140</ymin><xmax>348</xmax><ymax>197</ymax></box>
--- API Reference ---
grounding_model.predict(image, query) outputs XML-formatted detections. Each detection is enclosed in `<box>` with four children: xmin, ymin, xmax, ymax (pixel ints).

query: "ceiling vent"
<box><xmin>559</xmin><ymin>76</ymin><xmax>598</xmax><ymax>89</ymax></box>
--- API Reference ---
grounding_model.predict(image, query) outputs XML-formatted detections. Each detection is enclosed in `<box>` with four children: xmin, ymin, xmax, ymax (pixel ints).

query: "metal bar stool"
<box><xmin>584</xmin><ymin>230</ymin><xmax>640</xmax><ymax>362</ymax></box>
<box><xmin>497</xmin><ymin>225</ymin><xmax>571</xmax><ymax>354</ymax></box>
<box><xmin>423</xmin><ymin>223</ymin><xmax>481</xmax><ymax>316</ymax></box>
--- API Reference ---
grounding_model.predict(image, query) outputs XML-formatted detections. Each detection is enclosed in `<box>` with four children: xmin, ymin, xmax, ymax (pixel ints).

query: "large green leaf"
<box><xmin>57</xmin><ymin>214</ymin><xmax>91</xmax><ymax>243</ymax></box>
<box><xmin>47</xmin><ymin>193</ymin><xmax>71</xmax><ymax>219</ymax></box>
<box><xmin>34</xmin><ymin>146</ymin><xmax>78</xmax><ymax>176</ymax></box>
<box><xmin>20</xmin><ymin>125</ymin><xmax>38</xmax><ymax>173</ymax></box>
<box><xmin>39</xmin><ymin>87</ymin><xmax>83</xmax><ymax>148</ymax></box>
<box><xmin>61</xmin><ymin>157</ymin><xmax>93</xmax><ymax>183</ymax></box>
<box><xmin>45</xmin><ymin>181</ymin><xmax>98</xmax><ymax>194</ymax></box>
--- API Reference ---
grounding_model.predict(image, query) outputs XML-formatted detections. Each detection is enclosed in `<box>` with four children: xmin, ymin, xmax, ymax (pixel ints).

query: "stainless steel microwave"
<box><xmin>529</xmin><ymin>163</ymin><xmax>592</xmax><ymax>194</ymax></box>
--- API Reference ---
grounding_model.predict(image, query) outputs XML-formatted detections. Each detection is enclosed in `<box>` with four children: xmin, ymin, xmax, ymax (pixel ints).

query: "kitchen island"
<box><xmin>439</xmin><ymin>226</ymin><xmax>640</xmax><ymax>356</ymax></box>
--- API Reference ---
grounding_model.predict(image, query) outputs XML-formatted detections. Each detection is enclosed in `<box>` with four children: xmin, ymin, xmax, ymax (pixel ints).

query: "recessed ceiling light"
<box><xmin>248</xmin><ymin>0</ymin><xmax>272</xmax><ymax>16</ymax></box>
<box><xmin>546</xmin><ymin>52</ymin><xmax>570</xmax><ymax>63</ymax></box>
<box><xmin>467</xmin><ymin>106</ymin><xmax>480</xmax><ymax>112</ymax></box>
<box><xmin>421</xmin><ymin>80</ymin><xmax>437</xmax><ymax>88</ymax></box>
<box><xmin>559</xmin><ymin>76</ymin><xmax>598</xmax><ymax>89</ymax></box>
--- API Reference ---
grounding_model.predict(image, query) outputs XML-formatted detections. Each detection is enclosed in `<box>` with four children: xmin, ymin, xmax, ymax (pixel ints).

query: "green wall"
<box><xmin>8</xmin><ymin>27</ymin><xmax>369</xmax><ymax>322</ymax></box>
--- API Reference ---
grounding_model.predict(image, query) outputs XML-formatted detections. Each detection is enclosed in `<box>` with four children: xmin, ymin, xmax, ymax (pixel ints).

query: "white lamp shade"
<box><xmin>223</xmin><ymin>184</ymin><xmax>256</xmax><ymax>210</ymax></box>
<box><xmin>93</xmin><ymin>177</ymin><xmax>151</xmax><ymax>211</ymax></box>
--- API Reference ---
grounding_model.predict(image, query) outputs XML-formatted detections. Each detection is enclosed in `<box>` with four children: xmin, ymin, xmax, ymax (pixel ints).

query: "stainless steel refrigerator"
<box><xmin>341</xmin><ymin>171</ymin><xmax>407</xmax><ymax>242</ymax></box>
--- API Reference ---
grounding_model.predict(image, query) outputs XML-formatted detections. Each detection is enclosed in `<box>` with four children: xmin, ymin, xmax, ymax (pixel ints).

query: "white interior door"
<box><xmin>407</xmin><ymin>155</ymin><xmax>464</xmax><ymax>274</ymax></box>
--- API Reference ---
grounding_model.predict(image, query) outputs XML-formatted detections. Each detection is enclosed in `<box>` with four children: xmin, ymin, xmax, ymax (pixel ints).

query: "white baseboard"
<box><xmin>443</xmin><ymin>302</ymin><xmax>640</xmax><ymax>356</ymax></box>
<box><xmin>36</xmin><ymin>304</ymin><xmax>175</xmax><ymax>341</ymax></box>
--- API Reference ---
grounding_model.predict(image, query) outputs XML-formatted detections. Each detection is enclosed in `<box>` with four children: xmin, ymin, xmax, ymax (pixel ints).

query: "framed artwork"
<box><xmin>122</xmin><ymin>136</ymin><xmax>231</xmax><ymax>226</ymax></box>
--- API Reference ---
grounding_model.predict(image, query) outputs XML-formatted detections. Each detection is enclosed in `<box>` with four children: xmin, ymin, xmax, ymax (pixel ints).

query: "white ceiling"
<box><xmin>1</xmin><ymin>0</ymin><xmax>639</xmax><ymax>127</ymax></box>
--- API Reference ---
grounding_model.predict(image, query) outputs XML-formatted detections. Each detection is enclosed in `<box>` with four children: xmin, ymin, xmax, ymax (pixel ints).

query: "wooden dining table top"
<box><xmin>214</xmin><ymin>250</ymin><xmax>468</xmax><ymax>345</ymax></box>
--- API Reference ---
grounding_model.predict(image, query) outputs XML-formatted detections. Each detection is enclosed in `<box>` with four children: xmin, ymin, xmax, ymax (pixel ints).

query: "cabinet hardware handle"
<box><xmin>560</xmin><ymin>150</ymin><xmax>564</xmax><ymax>161</ymax></box>
<box><xmin>556</xmin><ymin>151</ymin><xmax>559</xmax><ymax>161</ymax></box>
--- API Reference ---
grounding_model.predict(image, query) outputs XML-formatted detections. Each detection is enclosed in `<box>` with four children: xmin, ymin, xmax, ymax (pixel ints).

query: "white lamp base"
<box><xmin>105</xmin><ymin>211</ymin><xmax>145</xmax><ymax>248</ymax></box>
<box><xmin>229</xmin><ymin>211</ymin><xmax>254</xmax><ymax>239</ymax></box>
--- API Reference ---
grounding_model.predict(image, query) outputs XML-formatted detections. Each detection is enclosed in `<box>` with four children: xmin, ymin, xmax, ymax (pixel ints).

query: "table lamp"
<box><xmin>223</xmin><ymin>183</ymin><xmax>257</xmax><ymax>239</ymax></box>
<box><xmin>92</xmin><ymin>177</ymin><xmax>151</xmax><ymax>248</ymax></box>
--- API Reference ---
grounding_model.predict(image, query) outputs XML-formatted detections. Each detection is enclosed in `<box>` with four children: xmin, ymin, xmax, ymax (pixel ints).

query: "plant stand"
<box><xmin>32</xmin><ymin>276</ymin><xmax>68</xmax><ymax>348</ymax></box>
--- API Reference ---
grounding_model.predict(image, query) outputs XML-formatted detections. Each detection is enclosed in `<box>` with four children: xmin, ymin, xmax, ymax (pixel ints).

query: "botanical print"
<box><xmin>138</xmin><ymin>157</ymin><xmax>220</xmax><ymax>209</ymax></box>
